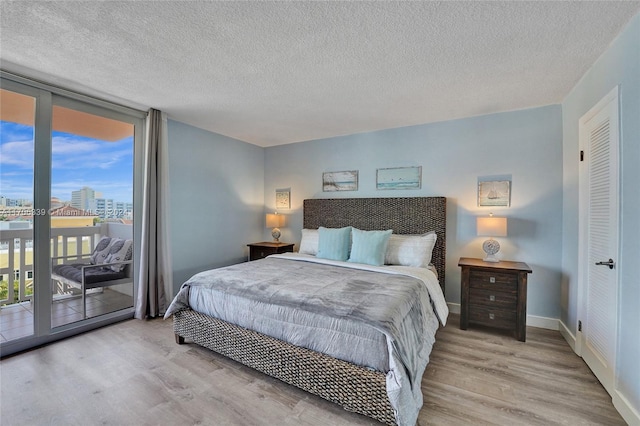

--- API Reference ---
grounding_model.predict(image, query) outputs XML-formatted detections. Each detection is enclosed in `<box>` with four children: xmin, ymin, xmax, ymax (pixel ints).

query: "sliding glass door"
<box><xmin>50</xmin><ymin>99</ymin><xmax>136</xmax><ymax>327</ymax></box>
<box><xmin>0</xmin><ymin>75</ymin><xmax>143</xmax><ymax>354</ymax></box>
<box><xmin>0</xmin><ymin>86</ymin><xmax>37</xmax><ymax>342</ymax></box>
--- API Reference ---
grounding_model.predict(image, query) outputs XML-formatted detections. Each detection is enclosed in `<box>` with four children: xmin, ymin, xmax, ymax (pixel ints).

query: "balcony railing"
<box><xmin>0</xmin><ymin>224</ymin><xmax>131</xmax><ymax>306</ymax></box>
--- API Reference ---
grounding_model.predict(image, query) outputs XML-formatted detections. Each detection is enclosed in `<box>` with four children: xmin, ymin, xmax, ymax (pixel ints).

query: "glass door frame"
<box><xmin>0</xmin><ymin>72</ymin><xmax>145</xmax><ymax>357</ymax></box>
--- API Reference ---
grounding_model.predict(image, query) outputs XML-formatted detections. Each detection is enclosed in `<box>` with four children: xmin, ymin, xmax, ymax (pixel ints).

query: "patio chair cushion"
<box><xmin>52</xmin><ymin>263</ymin><xmax>127</xmax><ymax>288</ymax></box>
<box><xmin>90</xmin><ymin>236</ymin><xmax>114</xmax><ymax>265</ymax></box>
<box><xmin>104</xmin><ymin>239</ymin><xmax>133</xmax><ymax>272</ymax></box>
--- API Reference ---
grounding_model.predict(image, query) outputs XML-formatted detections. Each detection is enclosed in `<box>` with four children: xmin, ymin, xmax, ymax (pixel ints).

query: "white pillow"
<box><xmin>299</xmin><ymin>229</ymin><xmax>319</xmax><ymax>255</ymax></box>
<box><xmin>385</xmin><ymin>232</ymin><xmax>437</xmax><ymax>268</ymax></box>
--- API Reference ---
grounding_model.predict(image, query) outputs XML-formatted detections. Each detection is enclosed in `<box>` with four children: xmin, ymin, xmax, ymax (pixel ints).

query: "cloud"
<box><xmin>51</xmin><ymin>137</ymin><xmax>100</xmax><ymax>154</ymax></box>
<box><xmin>1</xmin><ymin>123</ymin><xmax>134</xmax><ymax>202</ymax></box>
<box><xmin>1</xmin><ymin>134</ymin><xmax>133</xmax><ymax>170</ymax></box>
<box><xmin>52</xmin><ymin>134</ymin><xmax>133</xmax><ymax>170</ymax></box>
<box><xmin>0</xmin><ymin>122</ymin><xmax>33</xmax><ymax>144</ymax></box>
<box><xmin>1</xmin><ymin>171</ymin><xmax>32</xmax><ymax>177</ymax></box>
<box><xmin>0</xmin><ymin>140</ymin><xmax>34</xmax><ymax>168</ymax></box>
<box><xmin>0</xmin><ymin>179</ymin><xmax>34</xmax><ymax>200</ymax></box>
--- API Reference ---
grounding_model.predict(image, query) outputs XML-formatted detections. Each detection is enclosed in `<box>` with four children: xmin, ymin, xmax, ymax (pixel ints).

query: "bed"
<box><xmin>166</xmin><ymin>197</ymin><xmax>447</xmax><ymax>425</ymax></box>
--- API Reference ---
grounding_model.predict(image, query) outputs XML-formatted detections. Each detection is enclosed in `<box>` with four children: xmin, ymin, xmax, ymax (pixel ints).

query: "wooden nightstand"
<box><xmin>247</xmin><ymin>242</ymin><xmax>294</xmax><ymax>261</ymax></box>
<box><xmin>459</xmin><ymin>257</ymin><xmax>532</xmax><ymax>342</ymax></box>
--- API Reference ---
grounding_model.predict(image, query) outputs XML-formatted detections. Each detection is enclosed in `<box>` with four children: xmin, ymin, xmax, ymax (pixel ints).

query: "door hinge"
<box><xmin>578</xmin><ymin>320</ymin><xmax>582</xmax><ymax>332</ymax></box>
<box><xmin>580</xmin><ymin>150</ymin><xmax>584</xmax><ymax>161</ymax></box>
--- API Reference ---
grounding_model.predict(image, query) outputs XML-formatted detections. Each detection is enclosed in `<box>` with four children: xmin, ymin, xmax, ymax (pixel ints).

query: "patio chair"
<box><xmin>51</xmin><ymin>236</ymin><xmax>133</xmax><ymax>319</ymax></box>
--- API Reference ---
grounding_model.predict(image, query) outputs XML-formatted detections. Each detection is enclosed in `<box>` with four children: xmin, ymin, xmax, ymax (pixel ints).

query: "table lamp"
<box><xmin>266</xmin><ymin>213</ymin><xmax>285</xmax><ymax>242</ymax></box>
<box><xmin>477</xmin><ymin>214</ymin><xmax>507</xmax><ymax>262</ymax></box>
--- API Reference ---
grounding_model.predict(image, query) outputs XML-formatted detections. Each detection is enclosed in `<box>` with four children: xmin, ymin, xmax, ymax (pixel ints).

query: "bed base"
<box><xmin>173</xmin><ymin>309</ymin><xmax>396</xmax><ymax>425</ymax></box>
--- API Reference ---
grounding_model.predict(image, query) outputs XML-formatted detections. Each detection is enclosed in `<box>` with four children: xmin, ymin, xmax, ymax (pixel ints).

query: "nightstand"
<box><xmin>459</xmin><ymin>257</ymin><xmax>532</xmax><ymax>342</ymax></box>
<box><xmin>247</xmin><ymin>242</ymin><xmax>294</xmax><ymax>261</ymax></box>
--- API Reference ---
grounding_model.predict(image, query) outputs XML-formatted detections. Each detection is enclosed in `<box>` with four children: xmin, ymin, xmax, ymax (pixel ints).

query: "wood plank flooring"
<box><xmin>0</xmin><ymin>314</ymin><xmax>624</xmax><ymax>425</ymax></box>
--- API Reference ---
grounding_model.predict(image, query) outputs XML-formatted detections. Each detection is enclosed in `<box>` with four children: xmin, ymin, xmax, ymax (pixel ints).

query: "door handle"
<box><xmin>595</xmin><ymin>258</ymin><xmax>615</xmax><ymax>269</ymax></box>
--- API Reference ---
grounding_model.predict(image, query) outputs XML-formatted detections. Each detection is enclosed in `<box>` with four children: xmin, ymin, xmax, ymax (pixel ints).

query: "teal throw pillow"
<box><xmin>348</xmin><ymin>228</ymin><xmax>393</xmax><ymax>266</ymax></box>
<box><xmin>317</xmin><ymin>226</ymin><xmax>352</xmax><ymax>261</ymax></box>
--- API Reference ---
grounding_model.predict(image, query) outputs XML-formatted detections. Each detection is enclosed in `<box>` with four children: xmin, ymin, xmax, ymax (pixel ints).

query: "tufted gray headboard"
<box><xmin>303</xmin><ymin>197</ymin><xmax>446</xmax><ymax>292</ymax></box>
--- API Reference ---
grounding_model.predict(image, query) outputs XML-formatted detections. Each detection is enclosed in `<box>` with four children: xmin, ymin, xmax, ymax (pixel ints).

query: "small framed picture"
<box><xmin>275</xmin><ymin>188</ymin><xmax>290</xmax><ymax>209</ymax></box>
<box><xmin>323</xmin><ymin>171</ymin><xmax>358</xmax><ymax>192</ymax></box>
<box><xmin>478</xmin><ymin>180</ymin><xmax>511</xmax><ymax>207</ymax></box>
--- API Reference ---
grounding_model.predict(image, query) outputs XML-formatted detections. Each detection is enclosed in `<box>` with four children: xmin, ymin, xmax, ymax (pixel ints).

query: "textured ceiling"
<box><xmin>1</xmin><ymin>1</ymin><xmax>639</xmax><ymax>147</ymax></box>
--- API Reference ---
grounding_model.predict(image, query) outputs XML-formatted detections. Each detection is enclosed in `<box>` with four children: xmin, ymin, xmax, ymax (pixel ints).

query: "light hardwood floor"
<box><xmin>0</xmin><ymin>314</ymin><xmax>624</xmax><ymax>425</ymax></box>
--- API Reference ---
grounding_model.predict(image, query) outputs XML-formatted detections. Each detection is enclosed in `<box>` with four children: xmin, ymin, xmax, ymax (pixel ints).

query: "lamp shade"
<box><xmin>477</xmin><ymin>216</ymin><xmax>507</xmax><ymax>237</ymax></box>
<box><xmin>266</xmin><ymin>213</ymin><xmax>285</xmax><ymax>228</ymax></box>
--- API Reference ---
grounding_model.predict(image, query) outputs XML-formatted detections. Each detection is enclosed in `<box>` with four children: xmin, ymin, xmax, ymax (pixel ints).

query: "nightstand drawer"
<box><xmin>247</xmin><ymin>242</ymin><xmax>295</xmax><ymax>261</ymax></box>
<box><xmin>469</xmin><ymin>270</ymin><xmax>517</xmax><ymax>293</ymax></box>
<box><xmin>468</xmin><ymin>305</ymin><xmax>516</xmax><ymax>329</ymax></box>
<box><xmin>251</xmin><ymin>247</ymin><xmax>277</xmax><ymax>260</ymax></box>
<box><xmin>469</xmin><ymin>287</ymin><xmax>517</xmax><ymax>309</ymax></box>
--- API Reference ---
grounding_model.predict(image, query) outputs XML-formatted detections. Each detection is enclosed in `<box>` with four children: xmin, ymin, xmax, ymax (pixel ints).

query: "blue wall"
<box><xmin>264</xmin><ymin>105</ymin><xmax>564</xmax><ymax>320</ymax></box>
<box><xmin>167</xmin><ymin>120</ymin><xmax>265</xmax><ymax>293</ymax></box>
<box><xmin>561</xmin><ymin>13</ymin><xmax>640</xmax><ymax>414</ymax></box>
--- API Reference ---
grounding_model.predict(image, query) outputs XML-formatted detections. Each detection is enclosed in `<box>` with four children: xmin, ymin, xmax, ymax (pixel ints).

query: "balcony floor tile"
<box><xmin>1</xmin><ymin>289</ymin><xmax>133</xmax><ymax>341</ymax></box>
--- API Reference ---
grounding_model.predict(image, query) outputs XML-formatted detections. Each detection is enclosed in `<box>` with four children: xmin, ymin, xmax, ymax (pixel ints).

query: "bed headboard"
<box><xmin>303</xmin><ymin>197</ymin><xmax>446</xmax><ymax>292</ymax></box>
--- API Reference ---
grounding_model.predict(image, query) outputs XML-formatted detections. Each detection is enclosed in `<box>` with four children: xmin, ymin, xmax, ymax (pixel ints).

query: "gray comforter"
<box><xmin>165</xmin><ymin>253</ymin><xmax>447</xmax><ymax>425</ymax></box>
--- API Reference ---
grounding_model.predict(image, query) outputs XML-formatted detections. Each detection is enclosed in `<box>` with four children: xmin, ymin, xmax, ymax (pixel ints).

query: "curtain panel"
<box><xmin>135</xmin><ymin>108</ymin><xmax>173</xmax><ymax>319</ymax></box>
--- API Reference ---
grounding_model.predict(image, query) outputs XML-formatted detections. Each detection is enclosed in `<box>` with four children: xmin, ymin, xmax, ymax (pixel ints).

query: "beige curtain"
<box><xmin>135</xmin><ymin>108</ymin><xmax>173</xmax><ymax>318</ymax></box>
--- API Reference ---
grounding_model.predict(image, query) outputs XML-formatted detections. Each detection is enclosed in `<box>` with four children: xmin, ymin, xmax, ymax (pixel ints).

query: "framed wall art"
<box><xmin>376</xmin><ymin>166</ymin><xmax>422</xmax><ymax>190</ymax></box>
<box><xmin>322</xmin><ymin>171</ymin><xmax>358</xmax><ymax>192</ymax></box>
<box><xmin>478</xmin><ymin>180</ymin><xmax>511</xmax><ymax>207</ymax></box>
<box><xmin>275</xmin><ymin>188</ymin><xmax>291</xmax><ymax>209</ymax></box>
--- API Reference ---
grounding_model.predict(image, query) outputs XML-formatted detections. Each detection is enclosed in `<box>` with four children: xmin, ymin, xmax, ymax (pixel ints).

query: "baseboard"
<box><xmin>526</xmin><ymin>315</ymin><xmax>559</xmax><ymax>330</ymax></box>
<box><xmin>559</xmin><ymin>320</ymin><xmax>577</xmax><ymax>353</ymax></box>
<box><xmin>446</xmin><ymin>303</ymin><xmax>559</xmax><ymax>331</ymax></box>
<box><xmin>447</xmin><ymin>302</ymin><xmax>460</xmax><ymax>314</ymax></box>
<box><xmin>613</xmin><ymin>391</ymin><xmax>640</xmax><ymax>426</ymax></box>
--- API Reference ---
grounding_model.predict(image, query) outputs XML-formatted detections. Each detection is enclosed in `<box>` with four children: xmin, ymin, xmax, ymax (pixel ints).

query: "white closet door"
<box><xmin>578</xmin><ymin>87</ymin><xmax>619</xmax><ymax>396</ymax></box>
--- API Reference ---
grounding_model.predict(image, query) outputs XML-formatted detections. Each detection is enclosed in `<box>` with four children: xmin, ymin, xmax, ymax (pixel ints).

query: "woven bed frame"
<box><xmin>174</xmin><ymin>197</ymin><xmax>446</xmax><ymax>425</ymax></box>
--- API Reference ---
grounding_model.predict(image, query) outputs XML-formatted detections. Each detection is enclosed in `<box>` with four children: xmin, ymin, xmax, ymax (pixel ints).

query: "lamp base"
<box><xmin>271</xmin><ymin>227</ymin><xmax>281</xmax><ymax>242</ymax></box>
<box><xmin>482</xmin><ymin>238</ymin><xmax>501</xmax><ymax>263</ymax></box>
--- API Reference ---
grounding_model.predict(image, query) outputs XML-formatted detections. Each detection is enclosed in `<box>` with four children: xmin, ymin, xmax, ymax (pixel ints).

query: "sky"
<box><xmin>0</xmin><ymin>121</ymin><xmax>134</xmax><ymax>203</ymax></box>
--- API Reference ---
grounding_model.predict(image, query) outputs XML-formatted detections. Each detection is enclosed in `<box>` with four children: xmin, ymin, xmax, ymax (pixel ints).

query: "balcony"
<box><xmin>0</xmin><ymin>223</ymin><xmax>133</xmax><ymax>342</ymax></box>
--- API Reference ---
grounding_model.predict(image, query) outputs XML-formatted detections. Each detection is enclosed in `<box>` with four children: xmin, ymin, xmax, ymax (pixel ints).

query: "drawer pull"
<box><xmin>489</xmin><ymin>295</ymin><xmax>496</xmax><ymax>301</ymax></box>
<box><xmin>489</xmin><ymin>313</ymin><xmax>495</xmax><ymax>320</ymax></box>
<box><xmin>489</xmin><ymin>276</ymin><xmax>496</xmax><ymax>283</ymax></box>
